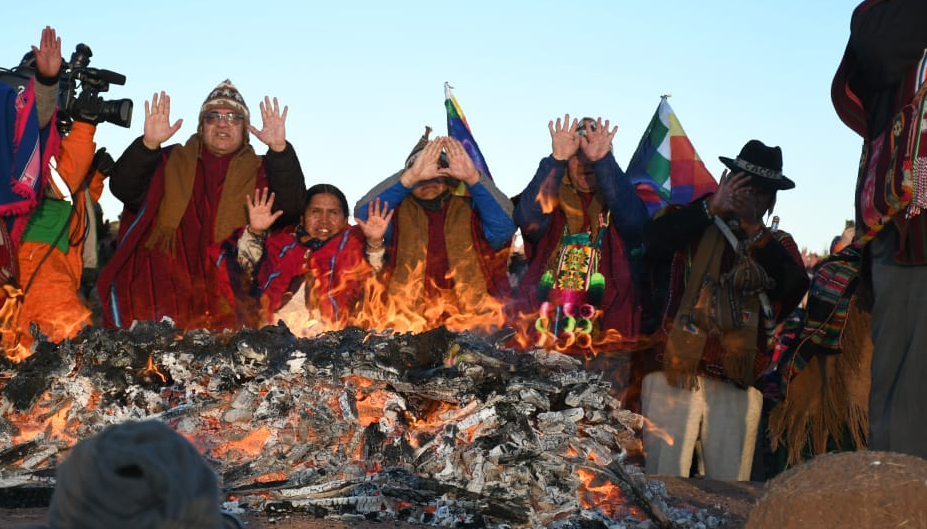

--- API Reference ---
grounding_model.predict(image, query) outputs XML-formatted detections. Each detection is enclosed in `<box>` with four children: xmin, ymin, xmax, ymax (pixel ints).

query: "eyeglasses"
<box><xmin>204</xmin><ymin>111</ymin><xmax>244</xmax><ymax>125</ymax></box>
<box><xmin>574</xmin><ymin>118</ymin><xmax>597</xmax><ymax>137</ymax></box>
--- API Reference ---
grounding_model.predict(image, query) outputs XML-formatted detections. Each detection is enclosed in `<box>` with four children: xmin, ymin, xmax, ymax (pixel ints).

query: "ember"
<box><xmin>0</xmin><ymin>322</ymin><xmax>728</xmax><ymax>528</ymax></box>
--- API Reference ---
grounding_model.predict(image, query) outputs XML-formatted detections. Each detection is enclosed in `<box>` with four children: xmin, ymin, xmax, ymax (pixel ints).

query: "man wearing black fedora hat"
<box><xmin>638</xmin><ymin>139</ymin><xmax>808</xmax><ymax>481</ymax></box>
<box><xmin>832</xmin><ymin>0</ymin><xmax>927</xmax><ymax>460</ymax></box>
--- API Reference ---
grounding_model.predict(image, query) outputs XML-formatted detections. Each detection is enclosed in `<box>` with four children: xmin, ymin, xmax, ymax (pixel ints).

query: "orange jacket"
<box><xmin>17</xmin><ymin>121</ymin><xmax>106</xmax><ymax>344</ymax></box>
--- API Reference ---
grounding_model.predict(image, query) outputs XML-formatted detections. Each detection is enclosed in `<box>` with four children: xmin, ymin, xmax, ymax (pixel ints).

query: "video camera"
<box><xmin>0</xmin><ymin>43</ymin><xmax>132</xmax><ymax>135</ymax></box>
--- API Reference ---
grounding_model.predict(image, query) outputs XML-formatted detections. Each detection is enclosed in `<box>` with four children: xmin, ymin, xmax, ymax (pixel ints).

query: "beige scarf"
<box><xmin>559</xmin><ymin>178</ymin><xmax>604</xmax><ymax>238</ymax></box>
<box><xmin>145</xmin><ymin>135</ymin><xmax>261</xmax><ymax>255</ymax></box>
<box><xmin>391</xmin><ymin>196</ymin><xmax>490</xmax><ymax>322</ymax></box>
<box><xmin>663</xmin><ymin>224</ymin><xmax>766</xmax><ymax>389</ymax></box>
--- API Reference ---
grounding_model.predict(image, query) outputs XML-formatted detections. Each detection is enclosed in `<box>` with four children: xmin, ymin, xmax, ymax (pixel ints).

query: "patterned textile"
<box><xmin>535</xmin><ymin>231</ymin><xmax>604</xmax><ymax>345</ymax></box>
<box><xmin>779</xmin><ymin>244</ymin><xmax>862</xmax><ymax>384</ymax></box>
<box><xmin>1</xmin><ymin>79</ymin><xmax>60</xmax><ymax>243</ymax></box>
<box><xmin>555</xmin><ymin>233</ymin><xmax>599</xmax><ymax>291</ymax></box>
<box><xmin>856</xmin><ymin>54</ymin><xmax>927</xmax><ymax>242</ymax></box>
<box><xmin>663</xmin><ymin>225</ymin><xmax>765</xmax><ymax>389</ymax></box>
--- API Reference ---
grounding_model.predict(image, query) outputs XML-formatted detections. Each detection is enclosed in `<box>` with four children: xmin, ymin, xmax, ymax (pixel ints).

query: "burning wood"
<box><xmin>0</xmin><ymin>322</ymin><xmax>724</xmax><ymax>528</ymax></box>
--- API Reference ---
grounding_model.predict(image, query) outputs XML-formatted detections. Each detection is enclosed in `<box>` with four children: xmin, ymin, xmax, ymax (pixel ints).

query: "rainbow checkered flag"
<box><xmin>445</xmin><ymin>83</ymin><xmax>492</xmax><ymax>194</ymax></box>
<box><xmin>627</xmin><ymin>96</ymin><xmax>717</xmax><ymax>216</ymax></box>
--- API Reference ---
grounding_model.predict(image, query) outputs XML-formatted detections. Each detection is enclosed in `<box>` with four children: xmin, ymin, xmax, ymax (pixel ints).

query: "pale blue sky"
<box><xmin>5</xmin><ymin>0</ymin><xmax>860</xmax><ymax>253</ymax></box>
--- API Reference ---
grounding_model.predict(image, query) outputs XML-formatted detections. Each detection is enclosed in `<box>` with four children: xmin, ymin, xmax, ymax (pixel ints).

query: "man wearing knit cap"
<box><xmin>98</xmin><ymin>80</ymin><xmax>305</xmax><ymax>331</ymax></box>
<box><xmin>353</xmin><ymin>128</ymin><xmax>515</xmax><ymax>333</ymax></box>
<box><xmin>44</xmin><ymin>420</ymin><xmax>242</xmax><ymax>529</ymax></box>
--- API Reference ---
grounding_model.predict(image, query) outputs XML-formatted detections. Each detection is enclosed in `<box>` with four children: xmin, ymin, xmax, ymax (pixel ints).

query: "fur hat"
<box><xmin>719</xmin><ymin>139</ymin><xmax>795</xmax><ymax>190</ymax></box>
<box><xmin>48</xmin><ymin>420</ymin><xmax>242</xmax><ymax>529</ymax></box>
<box><xmin>198</xmin><ymin>79</ymin><xmax>250</xmax><ymax>134</ymax></box>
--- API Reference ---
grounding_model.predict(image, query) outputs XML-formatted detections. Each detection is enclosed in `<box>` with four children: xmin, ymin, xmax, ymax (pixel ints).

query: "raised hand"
<box><xmin>246</xmin><ymin>187</ymin><xmax>283</xmax><ymax>233</ymax></box>
<box><xmin>549</xmin><ymin>113</ymin><xmax>580</xmax><ymax>161</ymax></box>
<box><xmin>800</xmin><ymin>247</ymin><xmax>821</xmax><ymax>270</ymax></box>
<box><xmin>32</xmin><ymin>26</ymin><xmax>62</xmax><ymax>79</ymax></box>
<box><xmin>142</xmin><ymin>91</ymin><xmax>182</xmax><ymax>150</ymax></box>
<box><xmin>356</xmin><ymin>197</ymin><xmax>394</xmax><ymax>243</ymax></box>
<box><xmin>579</xmin><ymin>117</ymin><xmax>617</xmax><ymax>162</ymax></box>
<box><xmin>400</xmin><ymin>139</ymin><xmax>443</xmax><ymax>188</ymax></box>
<box><xmin>707</xmin><ymin>170</ymin><xmax>750</xmax><ymax>217</ymax></box>
<box><xmin>441</xmin><ymin>137</ymin><xmax>480</xmax><ymax>186</ymax></box>
<box><xmin>248</xmin><ymin>96</ymin><xmax>288</xmax><ymax>152</ymax></box>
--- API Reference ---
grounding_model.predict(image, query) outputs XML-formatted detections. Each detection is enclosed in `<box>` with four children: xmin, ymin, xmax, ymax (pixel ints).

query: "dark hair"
<box><xmin>305</xmin><ymin>184</ymin><xmax>349</xmax><ymax>218</ymax></box>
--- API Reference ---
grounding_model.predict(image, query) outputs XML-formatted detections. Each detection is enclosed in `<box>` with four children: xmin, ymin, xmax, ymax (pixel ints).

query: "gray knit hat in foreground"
<box><xmin>48</xmin><ymin>420</ymin><xmax>242</xmax><ymax>529</ymax></box>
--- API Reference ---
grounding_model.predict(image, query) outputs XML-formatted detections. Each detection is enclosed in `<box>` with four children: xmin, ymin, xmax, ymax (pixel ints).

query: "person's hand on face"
<box><xmin>400</xmin><ymin>139</ymin><xmax>443</xmax><ymax>188</ymax></box>
<box><xmin>578</xmin><ymin>117</ymin><xmax>617</xmax><ymax>162</ymax></box>
<box><xmin>550</xmin><ymin>114</ymin><xmax>580</xmax><ymax>161</ymax></box>
<box><xmin>248</xmin><ymin>96</ymin><xmax>288</xmax><ymax>152</ymax></box>
<box><xmin>709</xmin><ymin>170</ymin><xmax>772</xmax><ymax>232</ymax></box>
<box><xmin>440</xmin><ymin>137</ymin><xmax>480</xmax><ymax>186</ymax></box>
<box><xmin>708</xmin><ymin>170</ymin><xmax>751</xmax><ymax>217</ymax></box>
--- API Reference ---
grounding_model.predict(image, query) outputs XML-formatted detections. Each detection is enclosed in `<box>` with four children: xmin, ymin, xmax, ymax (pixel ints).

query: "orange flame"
<box><xmin>140</xmin><ymin>354</ymin><xmax>167</xmax><ymax>383</ymax></box>
<box><xmin>211</xmin><ymin>425</ymin><xmax>273</xmax><ymax>460</ymax></box>
<box><xmin>640</xmin><ymin>416</ymin><xmax>674</xmax><ymax>447</ymax></box>
<box><xmin>351</xmin><ymin>260</ymin><xmax>506</xmax><ymax>335</ymax></box>
<box><xmin>4</xmin><ymin>342</ymin><xmax>31</xmax><ymax>363</ymax></box>
<box><xmin>11</xmin><ymin>395</ymin><xmax>78</xmax><ymax>445</ymax></box>
<box><xmin>575</xmin><ymin>467</ymin><xmax>636</xmax><ymax>519</ymax></box>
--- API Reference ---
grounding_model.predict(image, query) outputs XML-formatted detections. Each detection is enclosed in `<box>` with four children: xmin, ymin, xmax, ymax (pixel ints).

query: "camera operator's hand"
<box><xmin>72</xmin><ymin>91</ymin><xmax>104</xmax><ymax>125</ymax></box>
<box><xmin>142</xmin><ymin>91</ymin><xmax>182</xmax><ymax>150</ymax></box>
<box><xmin>248</xmin><ymin>96</ymin><xmax>288</xmax><ymax>153</ymax></box>
<box><xmin>90</xmin><ymin>148</ymin><xmax>115</xmax><ymax>178</ymax></box>
<box><xmin>32</xmin><ymin>26</ymin><xmax>62</xmax><ymax>79</ymax></box>
<box><xmin>441</xmin><ymin>137</ymin><xmax>480</xmax><ymax>186</ymax></box>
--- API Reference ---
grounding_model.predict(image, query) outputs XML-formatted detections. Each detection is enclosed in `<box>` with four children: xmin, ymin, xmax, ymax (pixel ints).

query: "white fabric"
<box><xmin>641</xmin><ymin>371</ymin><xmax>762</xmax><ymax>481</ymax></box>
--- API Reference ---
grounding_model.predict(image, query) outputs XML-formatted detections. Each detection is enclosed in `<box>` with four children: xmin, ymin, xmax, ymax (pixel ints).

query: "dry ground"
<box><xmin>0</xmin><ymin>476</ymin><xmax>763</xmax><ymax>529</ymax></box>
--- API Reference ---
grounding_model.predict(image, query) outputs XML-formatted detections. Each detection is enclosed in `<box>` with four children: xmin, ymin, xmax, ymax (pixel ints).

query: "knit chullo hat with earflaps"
<box><xmin>145</xmin><ymin>79</ymin><xmax>261</xmax><ymax>254</ymax></box>
<box><xmin>405</xmin><ymin>125</ymin><xmax>433</xmax><ymax>168</ymax></box>
<box><xmin>197</xmin><ymin>79</ymin><xmax>251</xmax><ymax>137</ymax></box>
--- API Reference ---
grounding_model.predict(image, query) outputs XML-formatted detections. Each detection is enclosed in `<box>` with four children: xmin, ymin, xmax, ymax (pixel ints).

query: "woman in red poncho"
<box><xmin>214</xmin><ymin>184</ymin><xmax>391</xmax><ymax>334</ymax></box>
